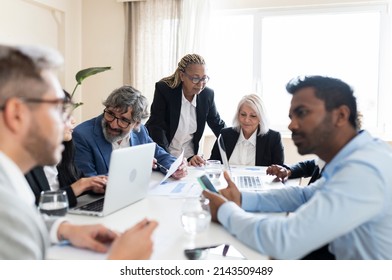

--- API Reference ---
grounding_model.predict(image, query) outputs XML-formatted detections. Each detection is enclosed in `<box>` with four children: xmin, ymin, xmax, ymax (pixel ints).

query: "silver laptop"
<box><xmin>217</xmin><ymin>134</ymin><xmax>264</xmax><ymax>191</ymax></box>
<box><xmin>68</xmin><ymin>143</ymin><xmax>155</xmax><ymax>217</ymax></box>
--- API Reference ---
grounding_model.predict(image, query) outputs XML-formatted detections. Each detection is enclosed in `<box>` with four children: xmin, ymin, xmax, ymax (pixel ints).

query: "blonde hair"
<box><xmin>161</xmin><ymin>54</ymin><xmax>206</xmax><ymax>88</ymax></box>
<box><xmin>232</xmin><ymin>94</ymin><xmax>270</xmax><ymax>136</ymax></box>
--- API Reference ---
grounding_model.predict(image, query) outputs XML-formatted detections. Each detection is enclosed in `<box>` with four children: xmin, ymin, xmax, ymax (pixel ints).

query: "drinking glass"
<box><xmin>180</xmin><ymin>196</ymin><xmax>211</xmax><ymax>236</ymax></box>
<box><xmin>205</xmin><ymin>160</ymin><xmax>222</xmax><ymax>184</ymax></box>
<box><xmin>38</xmin><ymin>190</ymin><xmax>69</xmax><ymax>219</ymax></box>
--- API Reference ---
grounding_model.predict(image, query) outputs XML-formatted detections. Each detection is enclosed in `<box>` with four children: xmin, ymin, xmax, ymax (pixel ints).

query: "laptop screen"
<box><xmin>217</xmin><ymin>134</ymin><xmax>232</xmax><ymax>175</ymax></box>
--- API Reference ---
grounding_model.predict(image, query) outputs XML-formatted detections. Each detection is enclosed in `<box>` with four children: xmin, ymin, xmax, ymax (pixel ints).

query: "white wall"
<box><xmin>80</xmin><ymin>0</ymin><xmax>125</xmax><ymax>121</ymax></box>
<box><xmin>0</xmin><ymin>0</ymin><xmax>58</xmax><ymax>48</ymax></box>
<box><xmin>0</xmin><ymin>0</ymin><xmax>82</xmax><ymax>107</ymax></box>
<box><xmin>0</xmin><ymin>0</ymin><xmax>122</xmax><ymax>123</ymax></box>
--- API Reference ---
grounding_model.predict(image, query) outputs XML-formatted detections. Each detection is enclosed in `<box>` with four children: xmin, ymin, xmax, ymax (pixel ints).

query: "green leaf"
<box><xmin>71</xmin><ymin>66</ymin><xmax>111</xmax><ymax>99</ymax></box>
<box><xmin>75</xmin><ymin>66</ymin><xmax>111</xmax><ymax>84</ymax></box>
<box><xmin>72</xmin><ymin>102</ymin><xmax>84</xmax><ymax>110</ymax></box>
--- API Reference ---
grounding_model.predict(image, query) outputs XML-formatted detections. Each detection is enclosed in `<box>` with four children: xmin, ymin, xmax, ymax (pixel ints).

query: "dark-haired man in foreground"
<box><xmin>204</xmin><ymin>75</ymin><xmax>392</xmax><ymax>259</ymax></box>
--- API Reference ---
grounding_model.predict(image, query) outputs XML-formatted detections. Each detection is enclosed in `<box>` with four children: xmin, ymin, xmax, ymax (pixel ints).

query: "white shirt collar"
<box><xmin>315</xmin><ymin>158</ymin><xmax>325</xmax><ymax>169</ymax></box>
<box><xmin>182</xmin><ymin>90</ymin><xmax>197</xmax><ymax>107</ymax></box>
<box><xmin>238</xmin><ymin>129</ymin><xmax>257</xmax><ymax>147</ymax></box>
<box><xmin>43</xmin><ymin>165</ymin><xmax>60</xmax><ymax>191</ymax></box>
<box><xmin>112</xmin><ymin>133</ymin><xmax>131</xmax><ymax>150</ymax></box>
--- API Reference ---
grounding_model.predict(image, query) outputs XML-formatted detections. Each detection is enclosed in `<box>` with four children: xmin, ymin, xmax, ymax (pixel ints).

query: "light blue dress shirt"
<box><xmin>218</xmin><ymin>131</ymin><xmax>392</xmax><ymax>259</ymax></box>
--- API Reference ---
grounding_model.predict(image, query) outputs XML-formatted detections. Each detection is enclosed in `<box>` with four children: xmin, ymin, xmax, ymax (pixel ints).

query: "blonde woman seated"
<box><xmin>210</xmin><ymin>94</ymin><xmax>284</xmax><ymax>166</ymax></box>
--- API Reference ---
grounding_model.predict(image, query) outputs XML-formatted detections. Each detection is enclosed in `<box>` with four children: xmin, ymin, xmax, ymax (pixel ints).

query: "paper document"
<box><xmin>149</xmin><ymin>150</ymin><xmax>202</xmax><ymax>197</ymax></box>
<box><xmin>148</xmin><ymin>181</ymin><xmax>202</xmax><ymax>198</ymax></box>
<box><xmin>160</xmin><ymin>150</ymin><xmax>184</xmax><ymax>184</ymax></box>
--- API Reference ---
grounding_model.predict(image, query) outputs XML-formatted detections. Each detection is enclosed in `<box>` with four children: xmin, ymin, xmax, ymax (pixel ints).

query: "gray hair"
<box><xmin>232</xmin><ymin>94</ymin><xmax>270</xmax><ymax>136</ymax></box>
<box><xmin>161</xmin><ymin>54</ymin><xmax>206</xmax><ymax>89</ymax></box>
<box><xmin>102</xmin><ymin>85</ymin><xmax>149</xmax><ymax>124</ymax></box>
<box><xmin>0</xmin><ymin>44</ymin><xmax>63</xmax><ymax>105</ymax></box>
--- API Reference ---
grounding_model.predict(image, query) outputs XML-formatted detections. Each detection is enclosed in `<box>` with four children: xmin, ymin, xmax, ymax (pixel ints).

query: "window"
<box><xmin>207</xmin><ymin>4</ymin><xmax>391</xmax><ymax>138</ymax></box>
<box><xmin>206</xmin><ymin>14</ymin><xmax>254</xmax><ymax>127</ymax></box>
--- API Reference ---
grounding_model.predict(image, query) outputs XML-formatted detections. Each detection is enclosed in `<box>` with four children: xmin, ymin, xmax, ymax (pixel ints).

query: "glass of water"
<box><xmin>180</xmin><ymin>196</ymin><xmax>211</xmax><ymax>236</ymax></box>
<box><xmin>205</xmin><ymin>160</ymin><xmax>222</xmax><ymax>184</ymax></box>
<box><xmin>38</xmin><ymin>190</ymin><xmax>69</xmax><ymax>219</ymax></box>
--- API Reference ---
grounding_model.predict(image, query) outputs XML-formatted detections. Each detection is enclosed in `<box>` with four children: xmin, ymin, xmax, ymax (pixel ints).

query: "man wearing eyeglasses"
<box><xmin>0</xmin><ymin>44</ymin><xmax>157</xmax><ymax>259</ymax></box>
<box><xmin>72</xmin><ymin>85</ymin><xmax>187</xmax><ymax>179</ymax></box>
<box><xmin>145</xmin><ymin>54</ymin><xmax>226</xmax><ymax>167</ymax></box>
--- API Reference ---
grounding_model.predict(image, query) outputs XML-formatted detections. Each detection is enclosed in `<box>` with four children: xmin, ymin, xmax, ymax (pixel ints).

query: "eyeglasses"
<box><xmin>182</xmin><ymin>71</ymin><xmax>210</xmax><ymax>84</ymax></box>
<box><xmin>0</xmin><ymin>97</ymin><xmax>74</xmax><ymax>121</ymax></box>
<box><xmin>22</xmin><ymin>97</ymin><xmax>74</xmax><ymax>121</ymax></box>
<box><xmin>103</xmin><ymin>109</ymin><xmax>133</xmax><ymax>129</ymax></box>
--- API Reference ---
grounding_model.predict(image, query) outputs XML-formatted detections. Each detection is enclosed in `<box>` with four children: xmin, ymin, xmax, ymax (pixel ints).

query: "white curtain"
<box><xmin>178</xmin><ymin>0</ymin><xmax>211</xmax><ymax>57</ymax></box>
<box><xmin>124</xmin><ymin>0</ymin><xmax>180</xmax><ymax>100</ymax></box>
<box><xmin>123</xmin><ymin>0</ymin><xmax>211</xmax><ymax>101</ymax></box>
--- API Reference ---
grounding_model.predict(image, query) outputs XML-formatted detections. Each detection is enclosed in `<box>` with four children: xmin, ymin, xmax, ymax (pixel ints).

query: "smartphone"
<box><xmin>197</xmin><ymin>175</ymin><xmax>219</xmax><ymax>193</ymax></box>
<box><xmin>184</xmin><ymin>244</ymin><xmax>246</xmax><ymax>260</ymax></box>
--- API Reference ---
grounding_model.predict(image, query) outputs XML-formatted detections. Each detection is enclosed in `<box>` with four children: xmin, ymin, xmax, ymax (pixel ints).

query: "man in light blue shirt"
<box><xmin>204</xmin><ymin>76</ymin><xmax>392</xmax><ymax>259</ymax></box>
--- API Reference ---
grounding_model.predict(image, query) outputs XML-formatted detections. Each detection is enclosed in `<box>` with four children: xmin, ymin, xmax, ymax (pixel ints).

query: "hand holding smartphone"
<box><xmin>197</xmin><ymin>175</ymin><xmax>219</xmax><ymax>193</ymax></box>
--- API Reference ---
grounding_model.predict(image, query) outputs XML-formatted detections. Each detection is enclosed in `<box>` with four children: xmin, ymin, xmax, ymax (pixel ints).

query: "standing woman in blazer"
<box><xmin>210</xmin><ymin>94</ymin><xmax>284</xmax><ymax>166</ymax></box>
<box><xmin>145</xmin><ymin>54</ymin><xmax>226</xmax><ymax>166</ymax></box>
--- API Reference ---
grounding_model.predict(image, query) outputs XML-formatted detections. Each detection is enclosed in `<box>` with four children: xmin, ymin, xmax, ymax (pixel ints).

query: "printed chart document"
<box><xmin>149</xmin><ymin>180</ymin><xmax>202</xmax><ymax>198</ymax></box>
<box><xmin>149</xmin><ymin>151</ymin><xmax>203</xmax><ymax>198</ymax></box>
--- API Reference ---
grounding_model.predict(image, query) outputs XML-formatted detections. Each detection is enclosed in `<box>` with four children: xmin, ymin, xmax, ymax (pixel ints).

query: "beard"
<box><xmin>101</xmin><ymin>118</ymin><xmax>129</xmax><ymax>143</ymax></box>
<box><xmin>23</xmin><ymin>120</ymin><xmax>64</xmax><ymax>166</ymax></box>
<box><xmin>292</xmin><ymin>113</ymin><xmax>335</xmax><ymax>156</ymax></box>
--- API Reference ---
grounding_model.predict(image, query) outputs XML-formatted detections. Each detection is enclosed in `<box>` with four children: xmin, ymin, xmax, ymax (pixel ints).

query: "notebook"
<box><xmin>68</xmin><ymin>143</ymin><xmax>156</xmax><ymax>217</ymax></box>
<box><xmin>217</xmin><ymin>134</ymin><xmax>264</xmax><ymax>191</ymax></box>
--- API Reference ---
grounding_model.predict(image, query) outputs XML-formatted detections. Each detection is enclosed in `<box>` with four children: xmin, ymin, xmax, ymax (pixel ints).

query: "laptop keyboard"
<box><xmin>235</xmin><ymin>175</ymin><xmax>262</xmax><ymax>189</ymax></box>
<box><xmin>78</xmin><ymin>198</ymin><xmax>105</xmax><ymax>212</ymax></box>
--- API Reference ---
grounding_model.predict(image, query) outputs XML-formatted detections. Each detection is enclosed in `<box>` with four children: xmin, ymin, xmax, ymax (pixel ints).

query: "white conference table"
<box><xmin>47</xmin><ymin>166</ymin><xmax>288</xmax><ymax>260</ymax></box>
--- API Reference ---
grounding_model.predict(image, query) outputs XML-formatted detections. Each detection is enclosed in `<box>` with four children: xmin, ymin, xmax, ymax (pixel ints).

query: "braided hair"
<box><xmin>161</xmin><ymin>54</ymin><xmax>206</xmax><ymax>89</ymax></box>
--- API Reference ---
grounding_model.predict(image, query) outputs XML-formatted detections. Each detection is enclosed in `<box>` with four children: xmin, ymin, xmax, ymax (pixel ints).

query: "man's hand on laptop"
<box><xmin>171</xmin><ymin>157</ymin><xmax>188</xmax><ymax>180</ymax></box>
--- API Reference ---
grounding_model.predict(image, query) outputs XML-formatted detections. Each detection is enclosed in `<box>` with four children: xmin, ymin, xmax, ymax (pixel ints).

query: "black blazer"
<box><xmin>25</xmin><ymin>166</ymin><xmax>78</xmax><ymax>207</ymax></box>
<box><xmin>209</xmin><ymin>127</ymin><xmax>284</xmax><ymax>166</ymax></box>
<box><xmin>145</xmin><ymin>81</ymin><xmax>226</xmax><ymax>159</ymax></box>
<box><xmin>285</xmin><ymin>159</ymin><xmax>321</xmax><ymax>184</ymax></box>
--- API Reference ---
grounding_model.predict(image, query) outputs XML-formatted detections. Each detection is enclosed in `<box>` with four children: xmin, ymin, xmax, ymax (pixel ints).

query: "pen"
<box><xmin>155</xmin><ymin>162</ymin><xmax>169</xmax><ymax>173</ymax></box>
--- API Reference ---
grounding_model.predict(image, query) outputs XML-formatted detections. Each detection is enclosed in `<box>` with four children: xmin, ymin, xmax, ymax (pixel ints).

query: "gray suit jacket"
<box><xmin>0</xmin><ymin>155</ymin><xmax>50</xmax><ymax>259</ymax></box>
